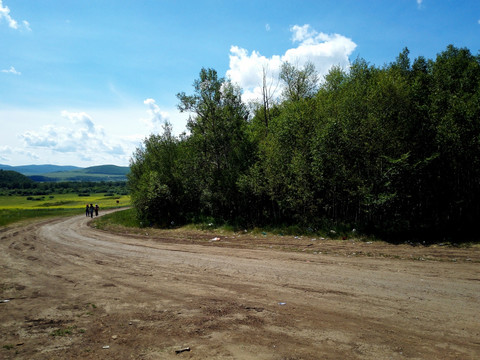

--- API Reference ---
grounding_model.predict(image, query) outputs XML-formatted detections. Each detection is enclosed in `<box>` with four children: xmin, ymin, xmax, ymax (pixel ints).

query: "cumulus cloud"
<box><xmin>226</xmin><ymin>24</ymin><xmax>356</xmax><ymax>103</ymax></box>
<box><xmin>1</xmin><ymin>66</ymin><xmax>21</xmax><ymax>75</ymax></box>
<box><xmin>142</xmin><ymin>98</ymin><xmax>170</xmax><ymax>129</ymax></box>
<box><xmin>0</xmin><ymin>0</ymin><xmax>30</xmax><ymax>31</ymax></box>
<box><xmin>22</xmin><ymin>126</ymin><xmax>59</xmax><ymax>148</ymax></box>
<box><xmin>285</xmin><ymin>25</ymin><xmax>356</xmax><ymax>71</ymax></box>
<box><xmin>0</xmin><ymin>145</ymin><xmax>39</xmax><ymax>161</ymax></box>
<box><xmin>0</xmin><ymin>145</ymin><xmax>12</xmax><ymax>161</ymax></box>
<box><xmin>61</xmin><ymin>111</ymin><xmax>96</xmax><ymax>134</ymax></box>
<box><xmin>20</xmin><ymin>110</ymin><xmax>127</xmax><ymax>161</ymax></box>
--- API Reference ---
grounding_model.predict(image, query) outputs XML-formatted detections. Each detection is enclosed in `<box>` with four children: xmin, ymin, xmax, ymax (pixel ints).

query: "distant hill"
<box><xmin>83</xmin><ymin>165</ymin><xmax>130</xmax><ymax>175</ymax></box>
<box><xmin>0</xmin><ymin>164</ymin><xmax>130</xmax><ymax>182</ymax></box>
<box><xmin>0</xmin><ymin>169</ymin><xmax>35</xmax><ymax>188</ymax></box>
<box><xmin>0</xmin><ymin>164</ymin><xmax>80</xmax><ymax>175</ymax></box>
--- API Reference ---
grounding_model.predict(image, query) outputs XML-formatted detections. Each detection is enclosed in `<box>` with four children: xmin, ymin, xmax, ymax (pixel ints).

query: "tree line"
<box><xmin>0</xmin><ymin>170</ymin><xmax>128</xmax><ymax>196</ymax></box>
<box><xmin>128</xmin><ymin>45</ymin><xmax>480</xmax><ymax>242</ymax></box>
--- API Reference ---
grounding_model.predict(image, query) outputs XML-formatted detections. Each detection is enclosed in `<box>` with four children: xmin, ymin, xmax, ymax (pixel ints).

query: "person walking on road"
<box><xmin>85</xmin><ymin>204</ymin><xmax>89</xmax><ymax>217</ymax></box>
<box><xmin>89</xmin><ymin>204</ymin><xmax>94</xmax><ymax>218</ymax></box>
<box><xmin>95</xmin><ymin>204</ymin><xmax>99</xmax><ymax>216</ymax></box>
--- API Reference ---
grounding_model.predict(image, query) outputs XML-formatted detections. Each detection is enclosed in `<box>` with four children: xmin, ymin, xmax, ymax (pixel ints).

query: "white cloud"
<box><xmin>0</xmin><ymin>104</ymin><xmax>188</xmax><ymax>167</ymax></box>
<box><xmin>61</xmin><ymin>111</ymin><xmax>96</xmax><ymax>134</ymax></box>
<box><xmin>22</xmin><ymin>20</ymin><xmax>31</xmax><ymax>31</ymax></box>
<box><xmin>19</xmin><ymin>110</ymin><xmax>128</xmax><ymax>163</ymax></box>
<box><xmin>285</xmin><ymin>25</ymin><xmax>356</xmax><ymax>71</ymax></box>
<box><xmin>1</xmin><ymin>66</ymin><xmax>21</xmax><ymax>75</ymax></box>
<box><xmin>0</xmin><ymin>145</ymin><xmax>12</xmax><ymax>161</ymax></box>
<box><xmin>265</xmin><ymin>23</ymin><xmax>270</xmax><ymax>32</ymax></box>
<box><xmin>0</xmin><ymin>145</ymin><xmax>39</xmax><ymax>162</ymax></box>
<box><xmin>21</xmin><ymin>126</ymin><xmax>59</xmax><ymax>148</ymax></box>
<box><xmin>417</xmin><ymin>0</ymin><xmax>423</xmax><ymax>9</ymax></box>
<box><xmin>0</xmin><ymin>0</ymin><xmax>17</xmax><ymax>29</ymax></box>
<box><xmin>143</xmin><ymin>98</ymin><xmax>170</xmax><ymax>129</ymax></box>
<box><xmin>0</xmin><ymin>0</ymin><xmax>30</xmax><ymax>31</ymax></box>
<box><xmin>226</xmin><ymin>24</ymin><xmax>357</xmax><ymax>103</ymax></box>
<box><xmin>0</xmin><ymin>145</ymin><xmax>13</xmax><ymax>154</ymax></box>
<box><xmin>290</xmin><ymin>24</ymin><xmax>314</xmax><ymax>43</ymax></box>
<box><xmin>25</xmin><ymin>151</ymin><xmax>40</xmax><ymax>160</ymax></box>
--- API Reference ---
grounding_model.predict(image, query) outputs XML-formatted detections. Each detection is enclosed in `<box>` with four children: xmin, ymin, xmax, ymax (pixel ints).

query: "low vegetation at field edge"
<box><xmin>0</xmin><ymin>193</ymin><xmax>130</xmax><ymax>227</ymax></box>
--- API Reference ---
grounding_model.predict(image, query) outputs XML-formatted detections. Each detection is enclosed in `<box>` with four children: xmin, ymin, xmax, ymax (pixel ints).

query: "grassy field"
<box><xmin>0</xmin><ymin>193</ymin><xmax>130</xmax><ymax>227</ymax></box>
<box><xmin>93</xmin><ymin>208</ymin><xmax>140</xmax><ymax>229</ymax></box>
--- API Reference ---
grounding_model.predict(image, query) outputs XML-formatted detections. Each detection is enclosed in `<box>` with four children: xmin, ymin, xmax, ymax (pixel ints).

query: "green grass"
<box><xmin>0</xmin><ymin>208</ymin><xmax>81</xmax><ymax>227</ymax></box>
<box><xmin>94</xmin><ymin>208</ymin><xmax>140</xmax><ymax>229</ymax></box>
<box><xmin>0</xmin><ymin>193</ymin><xmax>131</xmax><ymax>227</ymax></box>
<box><xmin>50</xmin><ymin>326</ymin><xmax>77</xmax><ymax>337</ymax></box>
<box><xmin>0</xmin><ymin>193</ymin><xmax>130</xmax><ymax>209</ymax></box>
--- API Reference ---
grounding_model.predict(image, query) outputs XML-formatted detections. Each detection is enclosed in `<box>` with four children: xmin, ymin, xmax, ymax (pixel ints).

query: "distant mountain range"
<box><xmin>0</xmin><ymin>164</ymin><xmax>130</xmax><ymax>182</ymax></box>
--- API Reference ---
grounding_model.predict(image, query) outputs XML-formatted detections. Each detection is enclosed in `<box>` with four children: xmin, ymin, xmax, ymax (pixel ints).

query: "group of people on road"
<box><xmin>85</xmin><ymin>203</ymin><xmax>99</xmax><ymax>218</ymax></box>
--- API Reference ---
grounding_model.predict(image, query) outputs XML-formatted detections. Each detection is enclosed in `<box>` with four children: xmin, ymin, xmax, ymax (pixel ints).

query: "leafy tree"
<box><xmin>127</xmin><ymin>45</ymin><xmax>480</xmax><ymax>242</ymax></box>
<box><xmin>128</xmin><ymin>122</ymin><xmax>182</xmax><ymax>225</ymax></box>
<box><xmin>280</xmin><ymin>61</ymin><xmax>319</xmax><ymax>101</ymax></box>
<box><xmin>177</xmin><ymin>68</ymin><xmax>252</xmax><ymax>219</ymax></box>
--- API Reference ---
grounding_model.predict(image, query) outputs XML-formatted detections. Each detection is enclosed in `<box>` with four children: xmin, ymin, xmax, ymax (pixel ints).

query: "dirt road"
<box><xmin>1</xmin><ymin>210</ymin><xmax>480</xmax><ymax>359</ymax></box>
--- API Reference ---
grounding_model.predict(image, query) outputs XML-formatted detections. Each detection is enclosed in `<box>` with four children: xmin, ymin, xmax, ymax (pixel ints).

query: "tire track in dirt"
<box><xmin>1</xmin><ymin>211</ymin><xmax>480</xmax><ymax>359</ymax></box>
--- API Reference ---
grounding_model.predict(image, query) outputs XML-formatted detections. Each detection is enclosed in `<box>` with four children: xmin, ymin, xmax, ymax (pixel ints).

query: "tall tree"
<box><xmin>279</xmin><ymin>61</ymin><xmax>319</xmax><ymax>101</ymax></box>
<box><xmin>128</xmin><ymin>122</ymin><xmax>181</xmax><ymax>225</ymax></box>
<box><xmin>177</xmin><ymin>68</ymin><xmax>251</xmax><ymax>219</ymax></box>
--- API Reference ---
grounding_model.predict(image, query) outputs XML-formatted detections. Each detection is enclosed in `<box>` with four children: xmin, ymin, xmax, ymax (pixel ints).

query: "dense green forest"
<box><xmin>0</xmin><ymin>170</ymin><xmax>35</xmax><ymax>188</ymax></box>
<box><xmin>128</xmin><ymin>45</ymin><xmax>480</xmax><ymax>242</ymax></box>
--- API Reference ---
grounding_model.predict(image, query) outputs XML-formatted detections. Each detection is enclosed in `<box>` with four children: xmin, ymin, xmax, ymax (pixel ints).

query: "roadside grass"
<box><xmin>94</xmin><ymin>208</ymin><xmax>140</xmax><ymax>229</ymax></box>
<box><xmin>88</xmin><ymin>209</ymin><xmax>480</xmax><ymax>249</ymax></box>
<box><xmin>0</xmin><ymin>193</ymin><xmax>130</xmax><ymax>209</ymax></box>
<box><xmin>94</xmin><ymin>209</ymin><xmax>366</xmax><ymax>241</ymax></box>
<box><xmin>0</xmin><ymin>208</ymin><xmax>81</xmax><ymax>227</ymax></box>
<box><xmin>0</xmin><ymin>193</ymin><xmax>130</xmax><ymax>227</ymax></box>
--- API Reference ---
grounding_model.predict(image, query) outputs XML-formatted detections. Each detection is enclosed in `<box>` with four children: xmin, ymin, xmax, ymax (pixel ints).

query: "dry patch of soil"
<box><xmin>1</xmin><ymin>210</ymin><xmax>479</xmax><ymax>359</ymax></box>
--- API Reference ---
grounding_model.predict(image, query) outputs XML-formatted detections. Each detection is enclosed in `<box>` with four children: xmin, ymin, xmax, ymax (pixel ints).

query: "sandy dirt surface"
<box><xmin>1</xmin><ymin>210</ymin><xmax>480</xmax><ymax>359</ymax></box>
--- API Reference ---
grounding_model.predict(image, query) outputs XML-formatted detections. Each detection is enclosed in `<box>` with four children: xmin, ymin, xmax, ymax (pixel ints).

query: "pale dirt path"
<box><xmin>1</xmin><ymin>210</ymin><xmax>480</xmax><ymax>359</ymax></box>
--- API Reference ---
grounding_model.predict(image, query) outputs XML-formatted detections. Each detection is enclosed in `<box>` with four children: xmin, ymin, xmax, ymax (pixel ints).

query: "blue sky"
<box><xmin>1</xmin><ymin>0</ymin><xmax>479</xmax><ymax>167</ymax></box>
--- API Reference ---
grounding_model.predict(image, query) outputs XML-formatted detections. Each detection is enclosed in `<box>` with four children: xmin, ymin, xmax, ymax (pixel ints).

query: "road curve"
<box><xmin>1</xmin><ymin>211</ymin><xmax>479</xmax><ymax>359</ymax></box>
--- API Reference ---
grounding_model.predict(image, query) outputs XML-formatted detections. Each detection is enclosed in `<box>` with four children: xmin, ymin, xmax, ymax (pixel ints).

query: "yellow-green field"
<box><xmin>0</xmin><ymin>193</ymin><xmax>130</xmax><ymax>210</ymax></box>
<box><xmin>0</xmin><ymin>193</ymin><xmax>130</xmax><ymax>227</ymax></box>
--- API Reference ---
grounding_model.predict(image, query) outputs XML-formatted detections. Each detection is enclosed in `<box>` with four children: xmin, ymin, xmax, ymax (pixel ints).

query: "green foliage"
<box><xmin>94</xmin><ymin>208</ymin><xmax>141</xmax><ymax>229</ymax></box>
<box><xmin>50</xmin><ymin>326</ymin><xmax>77</xmax><ymax>337</ymax></box>
<box><xmin>0</xmin><ymin>180</ymin><xmax>128</xmax><ymax>197</ymax></box>
<box><xmin>177</xmin><ymin>68</ymin><xmax>253</xmax><ymax>219</ymax></box>
<box><xmin>0</xmin><ymin>170</ymin><xmax>34</xmax><ymax>188</ymax></box>
<box><xmin>129</xmin><ymin>122</ymin><xmax>183</xmax><ymax>226</ymax></box>
<box><xmin>0</xmin><ymin>192</ymin><xmax>130</xmax><ymax>227</ymax></box>
<box><xmin>0</xmin><ymin>208</ymin><xmax>80</xmax><ymax>227</ymax></box>
<box><xmin>128</xmin><ymin>45</ymin><xmax>480</xmax><ymax>242</ymax></box>
<box><xmin>280</xmin><ymin>61</ymin><xmax>319</xmax><ymax>101</ymax></box>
